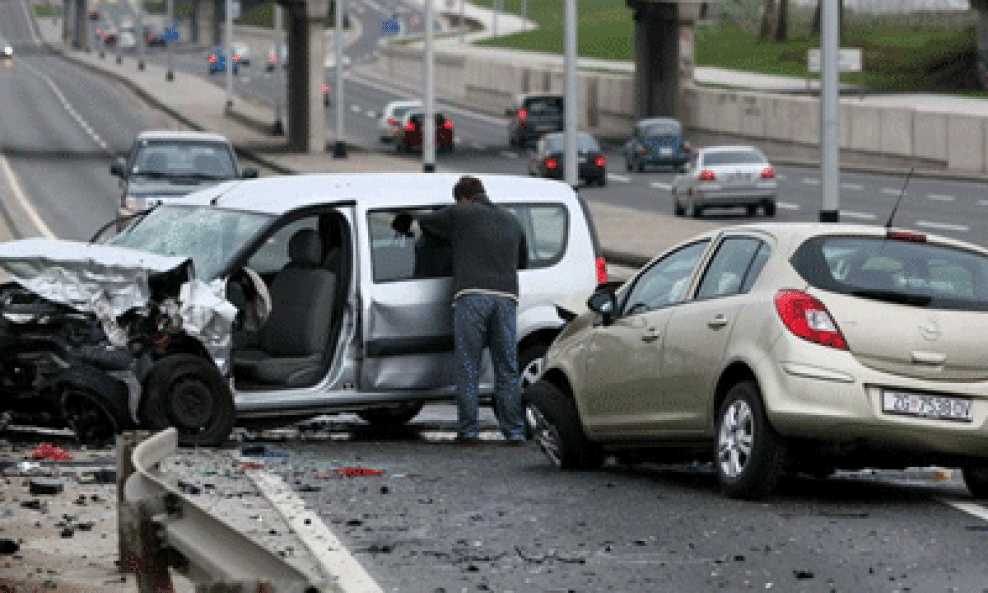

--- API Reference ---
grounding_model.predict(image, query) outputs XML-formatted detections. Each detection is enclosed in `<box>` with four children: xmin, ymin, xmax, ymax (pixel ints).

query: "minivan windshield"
<box><xmin>791</xmin><ymin>235</ymin><xmax>988</xmax><ymax>311</ymax></box>
<box><xmin>110</xmin><ymin>205</ymin><xmax>272</xmax><ymax>280</ymax></box>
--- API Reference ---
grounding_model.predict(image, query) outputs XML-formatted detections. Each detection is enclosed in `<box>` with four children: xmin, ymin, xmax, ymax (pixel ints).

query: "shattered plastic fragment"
<box><xmin>30</xmin><ymin>444</ymin><xmax>72</xmax><ymax>461</ymax></box>
<box><xmin>333</xmin><ymin>467</ymin><xmax>386</xmax><ymax>478</ymax></box>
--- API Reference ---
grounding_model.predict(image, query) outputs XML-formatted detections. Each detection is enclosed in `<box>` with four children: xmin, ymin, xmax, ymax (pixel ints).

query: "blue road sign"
<box><xmin>163</xmin><ymin>24</ymin><xmax>181</xmax><ymax>42</ymax></box>
<box><xmin>381</xmin><ymin>15</ymin><xmax>400</xmax><ymax>36</ymax></box>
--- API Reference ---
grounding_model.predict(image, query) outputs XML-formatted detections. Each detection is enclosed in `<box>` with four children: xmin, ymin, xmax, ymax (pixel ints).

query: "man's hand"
<box><xmin>392</xmin><ymin>213</ymin><xmax>414</xmax><ymax>236</ymax></box>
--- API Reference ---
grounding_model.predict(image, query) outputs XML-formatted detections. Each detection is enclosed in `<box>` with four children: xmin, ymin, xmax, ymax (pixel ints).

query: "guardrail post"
<box><xmin>120</xmin><ymin>500</ymin><xmax>177</xmax><ymax>593</ymax></box>
<box><xmin>117</xmin><ymin>430</ymin><xmax>152</xmax><ymax>574</ymax></box>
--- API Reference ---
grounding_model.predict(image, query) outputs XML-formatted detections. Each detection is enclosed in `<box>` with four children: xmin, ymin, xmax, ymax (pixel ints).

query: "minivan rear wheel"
<box><xmin>715</xmin><ymin>380</ymin><xmax>786</xmax><ymax>499</ymax></box>
<box><xmin>524</xmin><ymin>381</ymin><xmax>603</xmax><ymax>470</ymax></box>
<box><xmin>963</xmin><ymin>467</ymin><xmax>988</xmax><ymax>499</ymax></box>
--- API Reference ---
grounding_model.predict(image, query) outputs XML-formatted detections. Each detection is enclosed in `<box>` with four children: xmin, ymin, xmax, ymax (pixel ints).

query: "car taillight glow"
<box><xmin>761</xmin><ymin>167</ymin><xmax>776</xmax><ymax>179</ymax></box>
<box><xmin>545</xmin><ymin>158</ymin><xmax>558</xmax><ymax>169</ymax></box>
<box><xmin>268</xmin><ymin>55</ymin><xmax>277</xmax><ymax>63</ymax></box>
<box><xmin>517</xmin><ymin>108</ymin><xmax>527</xmax><ymax>121</ymax></box>
<box><xmin>774</xmin><ymin>290</ymin><xmax>848</xmax><ymax>350</ymax></box>
<box><xmin>322</xmin><ymin>83</ymin><xmax>330</xmax><ymax>94</ymax></box>
<box><xmin>886</xmin><ymin>230</ymin><xmax>927</xmax><ymax>243</ymax></box>
<box><xmin>405</xmin><ymin>122</ymin><xmax>415</xmax><ymax>132</ymax></box>
<box><xmin>596</xmin><ymin>256</ymin><xmax>608</xmax><ymax>285</ymax></box>
<box><xmin>443</xmin><ymin>120</ymin><xmax>453</xmax><ymax>130</ymax></box>
<box><xmin>639</xmin><ymin>148</ymin><xmax>647</xmax><ymax>156</ymax></box>
<box><xmin>232</xmin><ymin>54</ymin><xmax>240</xmax><ymax>62</ymax></box>
<box><xmin>699</xmin><ymin>169</ymin><xmax>716</xmax><ymax>181</ymax></box>
<box><xmin>594</xmin><ymin>156</ymin><xmax>606</xmax><ymax>167</ymax></box>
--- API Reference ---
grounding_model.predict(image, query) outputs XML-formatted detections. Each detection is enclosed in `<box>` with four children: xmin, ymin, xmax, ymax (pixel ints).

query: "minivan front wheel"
<box><xmin>524</xmin><ymin>381</ymin><xmax>603</xmax><ymax>470</ymax></box>
<box><xmin>963</xmin><ymin>467</ymin><xmax>988</xmax><ymax>499</ymax></box>
<box><xmin>715</xmin><ymin>380</ymin><xmax>786</xmax><ymax>499</ymax></box>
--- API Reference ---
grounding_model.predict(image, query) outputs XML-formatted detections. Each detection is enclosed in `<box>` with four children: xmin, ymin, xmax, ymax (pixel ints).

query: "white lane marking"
<box><xmin>802</xmin><ymin>178</ymin><xmax>821</xmax><ymax>185</ymax></box>
<box><xmin>500</xmin><ymin>151</ymin><xmax>521</xmax><ymax>159</ymax></box>
<box><xmin>841</xmin><ymin>183</ymin><xmax>864</xmax><ymax>191</ymax></box>
<box><xmin>607</xmin><ymin>174</ymin><xmax>630</xmax><ymax>183</ymax></box>
<box><xmin>350</xmin><ymin>73</ymin><xmax>508</xmax><ymax>126</ymax></box>
<box><xmin>0</xmin><ymin>153</ymin><xmax>56</xmax><ymax>239</ymax></box>
<box><xmin>365</xmin><ymin>110</ymin><xmax>376</xmax><ymax>118</ymax></box>
<box><xmin>650</xmin><ymin>181</ymin><xmax>672</xmax><ymax>190</ymax></box>
<box><xmin>940</xmin><ymin>498</ymin><xmax>988</xmax><ymax>523</ymax></box>
<box><xmin>840</xmin><ymin>210</ymin><xmax>877</xmax><ymax>220</ymax></box>
<box><xmin>916</xmin><ymin>220</ymin><xmax>969</xmax><ymax>233</ymax></box>
<box><xmin>777</xmin><ymin>202</ymin><xmax>800</xmax><ymax>210</ymax></box>
<box><xmin>882</xmin><ymin>187</ymin><xmax>903</xmax><ymax>195</ymax></box>
<box><xmin>927</xmin><ymin>193</ymin><xmax>955</xmax><ymax>202</ymax></box>
<box><xmin>245</xmin><ymin>464</ymin><xmax>385</xmax><ymax>593</ymax></box>
<box><xmin>350</xmin><ymin>104</ymin><xmax>362</xmax><ymax>113</ymax></box>
<box><xmin>16</xmin><ymin>60</ymin><xmax>110</xmax><ymax>156</ymax></box>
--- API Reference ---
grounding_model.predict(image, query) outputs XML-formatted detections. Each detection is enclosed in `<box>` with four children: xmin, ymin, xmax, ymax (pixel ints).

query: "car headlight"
<box><xmin>2</xmin><ymin>46</ymin><xmax>12</xmax><ymax>57</ymax></box>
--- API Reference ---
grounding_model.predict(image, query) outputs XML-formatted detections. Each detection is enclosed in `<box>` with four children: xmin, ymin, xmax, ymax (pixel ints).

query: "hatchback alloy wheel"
<box><xmin>718</xmin><ymin>399</ymin><xmax>754</xmax><ymax>479</ymax></box>
<box><xmin>714</xmin><ymin>381</ymin><xmax>786</xmax><ymax>499</ymax></box>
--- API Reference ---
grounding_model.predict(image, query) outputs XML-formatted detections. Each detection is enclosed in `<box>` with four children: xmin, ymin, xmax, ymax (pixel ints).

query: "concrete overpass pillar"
<box><xmin>212</xmin><ymin>0</ymin><xmax>224</xmax><ymax>46</ymax></box>
<box><xmin>63</xmin><ymin>0</ymin><xmax>72</xmax><ymax>45</ymax></box>
<box><xmin>973</xmin><ymin>0</ymin><xmax>988</xmax><ymax>90</ymax></box>
<box><xmin>630</xmin><ymin>1</ymin><xmax>680</xmax><ymax>120</ymax></box>
<box><xmin>285</xmin><ymin>0</ymin><xmax>329</xmax><ymax>153</ymax></box>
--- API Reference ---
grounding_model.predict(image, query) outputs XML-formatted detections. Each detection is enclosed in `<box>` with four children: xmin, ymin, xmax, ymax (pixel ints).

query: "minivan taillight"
<box><xmin>443</xmin><ymin>120</ymin><xmax>453</xmax><ymax>130</ymax></box>
<box><xmin>596</xmin><ymin>256</ymin><xmax>607</xmax><ymax>285</ymax></box>
<box><xmin>774</xmin><ymin>290</ymin><xmax>848</xmax><ymax>350</ymax></box>
<box><xmin>699</xmin><ymin>169</ymin><xmax>716</xmax><ymax>181</ymax></box>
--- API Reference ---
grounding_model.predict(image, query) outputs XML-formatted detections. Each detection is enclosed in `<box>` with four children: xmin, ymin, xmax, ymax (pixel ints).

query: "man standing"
<box><xmin>394</xmin><ymin>176</ymin><xmax>528</xmax><ymax>444</ymax></box>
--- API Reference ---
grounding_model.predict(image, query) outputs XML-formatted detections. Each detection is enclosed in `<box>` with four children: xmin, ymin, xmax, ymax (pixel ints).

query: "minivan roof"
<box><xmin>173</xmin><ymin>173</ymin><xmax>585</xmax><ymax>216</ymax></box>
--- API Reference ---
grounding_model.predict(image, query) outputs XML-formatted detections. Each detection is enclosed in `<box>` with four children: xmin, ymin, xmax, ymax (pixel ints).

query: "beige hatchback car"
<box><xmin>525</xmin><ymin>223</ymin><xmax>988</xmax><ymax>499</ymax></box>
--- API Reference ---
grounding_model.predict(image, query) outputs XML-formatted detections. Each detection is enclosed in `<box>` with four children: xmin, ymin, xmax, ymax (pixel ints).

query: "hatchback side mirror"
<box><xmin>109</xmin><ymin>157</ymin><xmax>127</xmax><ymax>178</ymax></box>
<box><xmin>242</xmin><ymin>167</ymin><xmax>259</xmax><ymax>179</ymax></box>
<box><xmin>587</xmin><ymin>289</ymin><xmax>617</xmax><ymax>324</ymax></box>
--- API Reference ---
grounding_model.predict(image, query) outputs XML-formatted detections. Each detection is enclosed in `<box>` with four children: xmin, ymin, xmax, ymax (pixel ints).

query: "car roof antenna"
<box><xmin>884</xmin><ymin>166</ymin><xmax>915</xmax><ymax>229</ymax></box>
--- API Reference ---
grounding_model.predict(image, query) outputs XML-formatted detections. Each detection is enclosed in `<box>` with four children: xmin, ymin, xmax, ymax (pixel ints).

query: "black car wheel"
<box><xmin>746</xmin><ymin>205</ymin><xmax>758</xmax><ymax>217</ymax></box>
<box><xmin>673</xmin><ymin>194</ymin><xmax>685</xmax><ymax>217</ymax></box>
<box><xmin>715</xmin><ymin>380</ymin><xmax>786</xmax><ymax>499</ymax></box>
<box><xmin>963</xmin><ymin>467</ymin><xmax>988</xmax><ymax>499</ymax></box>
<box><xmin>625</xmin><ymin>157</ymin><xmax>633</xmax><ymax>172</ymax></box>
<box><xmin>139</xmin><ymin>354</ymin><xmax>235</xmax><ymax>447</ymax></box>
<box><xmin>61</xmin><ymin>387</ymin><xmax>129</xmax><ymax>446</ymax></box>
<box><xmin>764</xmin><ymin>201</ymin><xmax>777</xmax><ymax>217</ymax></box>
<box><xmin>524</xmin><ymin>381</ymin><xmax>604</xmax><ymax>470</ymax></box>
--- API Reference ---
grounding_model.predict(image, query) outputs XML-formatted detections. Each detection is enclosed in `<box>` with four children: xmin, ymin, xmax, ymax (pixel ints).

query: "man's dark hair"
<box><xmin>453</xmin><ymin>176</ymin><xmax>485</xmax><ymax>202</ymax></box>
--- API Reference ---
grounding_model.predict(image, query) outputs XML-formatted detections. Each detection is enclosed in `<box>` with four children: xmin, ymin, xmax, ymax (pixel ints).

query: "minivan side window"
<box><xmin>368</xmin><ymin>204</ymin><xmax>570</xmax><ymax>283</ymax></box>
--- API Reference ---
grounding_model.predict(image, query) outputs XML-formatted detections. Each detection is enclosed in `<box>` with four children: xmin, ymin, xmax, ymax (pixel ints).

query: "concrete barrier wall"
<box><xmin>377</xmin><ymin>43</ymin><xmax>988</xmax><ymax>172</ymax></box>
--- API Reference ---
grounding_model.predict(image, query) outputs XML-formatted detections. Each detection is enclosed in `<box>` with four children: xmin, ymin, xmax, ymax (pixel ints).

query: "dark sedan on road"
<box><xmin>623</xmin><ymin>117</ymin><xmax>690</xmax><ymax>173</ymax></box>
<box><xmin>395</xmin><ymin>111</ymin><xmax>454</xmax><ymax>153</ymax></box>
<box><xmin>528</xmin><ymin>131</ymin><xmax>606</xmax><ymax>187</ymax></box>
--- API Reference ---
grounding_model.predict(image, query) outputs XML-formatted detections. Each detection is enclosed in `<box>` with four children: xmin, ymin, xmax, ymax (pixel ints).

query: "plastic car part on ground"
<box><xmin>30</xmin><ymin>443</ymin><xmax>73</xmax><ymax>461</ymax></box>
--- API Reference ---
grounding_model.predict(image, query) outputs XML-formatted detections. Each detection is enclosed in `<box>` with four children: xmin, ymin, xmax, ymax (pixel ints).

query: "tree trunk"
<box><xmin>810</xmin><ymin>0</ymin><xmax>843</xmax><ymax>39</ymax></box>
<box><xmin>774</xmin><ymin>0</ymin><xmax>788</xmax><ymax>41</ymax></box>
<box><xmin>759</xmin><ymin>0</ymin><xmax>776</xmax><ymax>40</ymax></box>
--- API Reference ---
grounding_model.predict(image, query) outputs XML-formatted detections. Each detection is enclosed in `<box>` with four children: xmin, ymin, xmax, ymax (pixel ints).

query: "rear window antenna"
<box><xmin>884</xmin><ymin>166</ymin><xmax>915</xmax><ymax>229</ymax></box>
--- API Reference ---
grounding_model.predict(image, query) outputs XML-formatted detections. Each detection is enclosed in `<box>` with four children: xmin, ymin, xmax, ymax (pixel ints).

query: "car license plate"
<box><xmin>659</xmin><ymin>147</ymin><xmax>674</xmax><ymax>156</ymax></box>
<box><xmin>727</xmin><ymin>173</ymin><xmax>751</xmax><ymax>183</ymax></box>
<box><xmin>882</xmin><ymin>389</ymin><xmax>973</xmax><ymax>422</ymax></box>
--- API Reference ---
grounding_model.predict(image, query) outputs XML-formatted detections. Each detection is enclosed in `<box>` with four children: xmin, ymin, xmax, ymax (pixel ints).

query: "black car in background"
<box><xmin>623</xmin><ymin>116</ymin><xmax>691</xmax><ymax>173</ymax></box>
<box><xmin>528</xmin><ymin>131</ymin><xmax>606</xmax><ymax>186</ymax></box>
<box><xmin>507</xmin><ymin>93</ymin><xmax>564</xmax><ymax>149</ymax></box>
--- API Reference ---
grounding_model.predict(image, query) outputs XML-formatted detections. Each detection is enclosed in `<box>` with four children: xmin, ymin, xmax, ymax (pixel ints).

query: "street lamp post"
<box><xmin>423</xmin><ymin>0</ymin><xmax>435</xmax><ymax>172</ymax></box>
<box><xmin>459</xmin><ymin>0</ymin><xmax>465</xmax><ymax>43</ymax></box>
<box><xmin>137</xmin><ymin>0</ymin><xmax>145</xmax><ymax>70</ymax></box>
<box><xmin>563</xmin><ymin>0</ymin><xmax>577</xmax><ymax>189</ymax></box>
<box><xmin>491</xmin><ymin>0</ymin><xmax>497</xmax><ymax>38</ymax></box>
<box><xmin>820</xmin><ymin>0</ymin><xmax>840</xmax><ymax>222</ymax></box>
<box><xmin>225</xmin><ymin>0</ymin><xmax>233</xmax><ymax>108</ymax></box>
<box><xmin>165</xmin><ymin>0</ymin><xmax>174</xmax><ymax>80</ymax></box>
<box><xmin>114</xmin><ymin>1</ymin><xmax>122</xmax><ymax>63</ymax></box>
<box><xmin>273</xmin><ymin>4</ymin><xmax>284</xmax><ymax>135</ymax></box>
<box><xmin>333</xmin><ymin>0</ymin><xmax>347</xmax><ymax>157</ymax></box>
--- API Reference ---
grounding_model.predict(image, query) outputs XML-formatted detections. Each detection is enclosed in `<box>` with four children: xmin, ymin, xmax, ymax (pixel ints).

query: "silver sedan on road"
<box><xmin>672</xmin><ymin>145</ymin><xmax>778</xmax><ymax>218</ymax></box>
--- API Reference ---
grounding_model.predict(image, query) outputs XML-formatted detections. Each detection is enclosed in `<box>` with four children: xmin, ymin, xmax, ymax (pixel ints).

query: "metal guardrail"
<box><xmin>120</xmin><ymin>428</ymin><xmax>328</xmax><ymax>593</ymax></box>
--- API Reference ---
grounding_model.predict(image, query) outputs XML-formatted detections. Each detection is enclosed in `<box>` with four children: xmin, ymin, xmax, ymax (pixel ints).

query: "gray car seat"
<box><xmin>235</xmin><ymin>229</ymin><xmax>336</xmax><ymax>386</ymax></box>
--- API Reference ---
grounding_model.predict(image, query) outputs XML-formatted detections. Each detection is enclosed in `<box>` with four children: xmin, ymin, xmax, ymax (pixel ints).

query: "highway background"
<box><xmin>3</xmin><ymin>0</ymin><xmax>988</xmax><ymax>591</ymax></box>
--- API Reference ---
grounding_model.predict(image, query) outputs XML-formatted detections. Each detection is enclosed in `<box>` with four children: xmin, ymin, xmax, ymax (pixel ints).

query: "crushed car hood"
<box><xmin>0</xmin><ymin>238</ymin><xmax>192</xmax><ymax>317</ymax></box>
<box><xmin>0</xmin><ymin>238</ymin><xmax>238</xmax><ymax>373</ymax></box>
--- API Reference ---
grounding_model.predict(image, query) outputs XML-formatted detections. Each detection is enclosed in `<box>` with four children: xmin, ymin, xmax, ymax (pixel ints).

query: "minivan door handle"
<box><xmin>912</xmin><ymin>351</ymin><xmax>946</xmax><ymax>365</ymax></box>
<box><xmin>641</xmin><ymin>328</ymin><xmax>660</xmax><ymax>342</ymax></box>
<box><xmin>708</xmin><ymin>314</ymin><xmax>729</xmax><ymax>329</ymax></box>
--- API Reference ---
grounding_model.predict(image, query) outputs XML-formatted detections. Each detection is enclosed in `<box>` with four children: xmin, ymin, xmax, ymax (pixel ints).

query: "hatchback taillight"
<box><xmin>594</xmin><ymin>156</ymin><xmax>606</xmax><ymax>167</ymax></box>
<box><xmin>545</xmin><ymin>158</ymin><xmax>558</xmax><ymax>169</ymax></box>
<box><xmin>596</xmin><ymin>256</ymin><xmax>608</xmax><ymax>285</ymax></box>
<box><xmin>761</xmin><ymin>167</ymin><xmax>776</xmax><ymax>179</ymax></box>
<box><xmin>405</xmin><ymin>122</ymin><xmax>415</xmax><ymax>132</ymax></box>
<box><xmin>699</xmin><ymin>169</ymin><xmax>716</xmax><ymax>181</ymax></box>
<box><xmin>774</xmin><ymin>290</ymin><xmax>848</xmax><ymax>350</ymax></box>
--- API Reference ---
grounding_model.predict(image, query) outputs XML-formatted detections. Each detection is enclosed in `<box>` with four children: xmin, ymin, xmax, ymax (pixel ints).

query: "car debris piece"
<box><xmin>28</xmin><ymin>479</ymin><xmax>64</xmax><ymax>496</ymax></box>
<box><xmin>333</xmin><ymin>467</ymin><xmax>385</xmax><ymax>478</ymax></box>
<box><xmin>30</xmin><ymin>444</ymin><xmax>72</xmax><ymax>461</ymax></box>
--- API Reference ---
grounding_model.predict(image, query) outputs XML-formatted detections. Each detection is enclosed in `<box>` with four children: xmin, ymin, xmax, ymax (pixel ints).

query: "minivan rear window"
<box><xmin>524</xmin><ymin>97</ymin><xmax>563</xmax><ymax>114</ymax></box>
<box><xmin>791</xmin><ymin>235</ymin><xmax>988</xmax><ymax>311</ymax></box>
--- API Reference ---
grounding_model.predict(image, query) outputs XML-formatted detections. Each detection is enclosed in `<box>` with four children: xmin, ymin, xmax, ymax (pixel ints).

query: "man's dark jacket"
<box><xmin>416</xmin><ymin>194</ymin><xmax>528</xmax><ymax>298</ymax></box>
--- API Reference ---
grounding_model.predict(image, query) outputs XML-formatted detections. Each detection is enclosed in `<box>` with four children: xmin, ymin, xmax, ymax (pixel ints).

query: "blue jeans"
<box><xmin>452</xmin><ymin>293</ymin><xmax>525</xmax><ymax>440</ymax></box>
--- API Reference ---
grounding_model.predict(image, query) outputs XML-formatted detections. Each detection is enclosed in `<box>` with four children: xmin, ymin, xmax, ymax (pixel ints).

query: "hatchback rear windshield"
<box><xmin>523</xmin><ymin>97</ymin><xmax>563</xmax><ymax>114</ymax></box>
<box><xmin>791</xmin><ymin>235</ymin><xmax>988</xmax><ymax>311</ymax></box>
<box><xmin>702</xmin><ymin>150</ymin><xmax>765</xmax><ymax>166</ymax></box>
<box><xmin>643</xmin><ymin>123</ymin><xmax>681</xmax><ymax>136</ymax></box>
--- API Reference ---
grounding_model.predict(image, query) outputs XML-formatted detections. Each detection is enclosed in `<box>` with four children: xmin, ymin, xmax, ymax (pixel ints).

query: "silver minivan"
<box><xmin>0</xmin><ymin>174</ymin><xmax>605</xmax><ymax>445</ymax></box>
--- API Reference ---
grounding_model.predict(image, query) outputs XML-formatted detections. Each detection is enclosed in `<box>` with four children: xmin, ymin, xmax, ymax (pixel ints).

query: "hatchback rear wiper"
<box><xmin>850</xmin><ymin>289</ymin><xmax>932</xmax><ymax>306</ymax></box>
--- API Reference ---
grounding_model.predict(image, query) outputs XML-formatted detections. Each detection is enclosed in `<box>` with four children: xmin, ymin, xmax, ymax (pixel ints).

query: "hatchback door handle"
<box><xmin>641</xmin><ymin>328</ymin><xmax>660</xmax><ymax>342</ymax></box>
<box><xmin>708</xmin><ymin>314</ymin><xmax>729</xmax><ymax>329</ymax></box>
<box><xmin>912</xmin><ymin>351</ymin><xmax>946</xmax><ymax>365</ymax></box>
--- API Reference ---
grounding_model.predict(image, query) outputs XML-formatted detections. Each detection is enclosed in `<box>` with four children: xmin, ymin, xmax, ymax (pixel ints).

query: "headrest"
<box><xmin>288</xmin><ymin>229</ymin><xmax>322</xmax><ymax>267</ymax></box>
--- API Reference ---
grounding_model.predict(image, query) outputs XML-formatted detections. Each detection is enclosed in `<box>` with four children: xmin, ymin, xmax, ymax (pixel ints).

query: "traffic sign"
<box><xmin>807</xmin><ymin>48</ymin><xmax>862</xmax><ymax>73</ymax></box>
